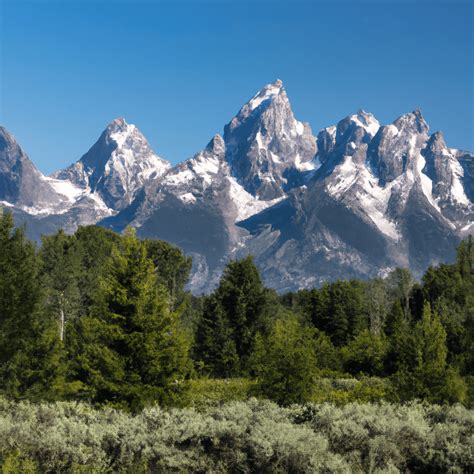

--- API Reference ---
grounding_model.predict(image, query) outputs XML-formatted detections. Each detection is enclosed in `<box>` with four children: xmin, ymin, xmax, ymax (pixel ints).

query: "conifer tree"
<box><xmin>194</xmin><ymin>294</ymin><xmax>239</xmax><ymax>377</ymax></box>
<box><xmin>194</xmin><ymin>256</ymin><xmax>270</xmax><ymax>376</ymax></box>
<box><xmin>0</xmin><ymin>212</ymin><xmax>63</xmax><ymax>400</ymax></box>
<box><xmin>72</xmin><ymin>227</ymin><xmax>191</xmax><ymax>409</ymax></box>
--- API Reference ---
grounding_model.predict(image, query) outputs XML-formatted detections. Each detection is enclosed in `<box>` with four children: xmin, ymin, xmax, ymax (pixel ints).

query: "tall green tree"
<box><xmin>144</xmin><ymin>239</ymin><xmax>192</xmax><ymax>311</ymax></box>
<box><xmin>308</xmin><ymin>280</ymin><xmax>368</xmax><ymax>346</ymax></box>
<box><xmin>0</xmin><ymin>212</ymin><xmax>63</xmax><ymax>400</ymax></box>
<box><xmin>71</xmin><ymin>228</ymin><xmax>191</xmax><ymax>410</ymax></box>
<box><xmin>40</xmin><ymin>230</ymin><xmax>81</xmax><ymax>343</ymax></box>
<box><xmin>194</xmin><ymin>294</ymin><xmax>239</xmax><ymax>377</ymax></box>
<box><xmin>393</xmin><ymin>303</ymin><xmax>466</xmax><ymax>403</ymax></box>
<box><xmin>251</xmin><ymin>317</ymin><xmax>318</xmax><ymax>405</ymax></box>
<box><xmin>194</xmin><ymin>256</ymin><xmax>272</xmax><ymax>376</ymax></box>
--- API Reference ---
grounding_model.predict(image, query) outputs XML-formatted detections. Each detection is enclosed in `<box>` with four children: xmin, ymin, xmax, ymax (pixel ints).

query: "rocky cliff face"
<box><xmin>0</xmin><ymin>127</ymin><xmax>64</xmax><ymax>210</ymax></box>
<box><xmin>223</xmin><ymin>79</ymin><xmax>317</xmax><ymax>200</ymax></box>
<box><xmin>54</xmin><ymin>117</ymin><xmax>170</xmax><ymax>210</ymax></box>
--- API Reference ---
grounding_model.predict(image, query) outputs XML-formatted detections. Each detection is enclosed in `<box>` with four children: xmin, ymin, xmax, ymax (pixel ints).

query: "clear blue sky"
<box><xmin>1</xmin><ymin>0</ymin><xmax>472</xmax><ymax>174</ymax></box>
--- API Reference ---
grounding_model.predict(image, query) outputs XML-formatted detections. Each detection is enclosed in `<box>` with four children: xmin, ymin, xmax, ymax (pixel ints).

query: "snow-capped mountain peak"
<box><xmin>246</xmin><ymin>78</ymin><xmax>284</xmax><ymax>112</ymax></box>
<box><xmin>224</xmin><ymin>80</ymin><xmax>317</xmax><ymax>199</ymax></box>
<box><xmin>393</xmin><ymin>109</ymin><xmax>429</xmax><ymax>135</ymax></box>
<box><xmin>348</xmin><ymin>109</ymin><xmax>380</xmax><ymax>138</ymax></box>
<box><xmin>54</xmin><ymin>118</ymin><xmax>170</xmax><ymax>210</ymax></box>
<box><xmin>2</xmin><ymin>80</ymin><xmax>472</xmax><ymax>295</ymax></box>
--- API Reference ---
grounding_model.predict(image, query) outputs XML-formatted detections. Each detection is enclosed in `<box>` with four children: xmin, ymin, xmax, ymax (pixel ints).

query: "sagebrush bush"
<box><xmin>0</xmin><ymin>397</ymin><xmax>472</xmax><ymax>473</ymax></box>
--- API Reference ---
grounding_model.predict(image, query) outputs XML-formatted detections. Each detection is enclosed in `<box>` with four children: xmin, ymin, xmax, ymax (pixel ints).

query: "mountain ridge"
<box><xmin>1</xmin><ymin>80</ymin><xmax>472</xmax><ymax>292</ymax></box>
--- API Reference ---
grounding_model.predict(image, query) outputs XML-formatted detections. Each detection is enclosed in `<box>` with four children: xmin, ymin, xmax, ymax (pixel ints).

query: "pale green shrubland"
<box><xmin>0</xmin><ymin>397</ymin><xmax>472</xmax><ymax>473</ymax></box>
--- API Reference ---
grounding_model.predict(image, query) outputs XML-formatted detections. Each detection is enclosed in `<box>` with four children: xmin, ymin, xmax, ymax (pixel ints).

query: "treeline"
<box><xmin>0</xmin><ymin>211</ymin><xmax>473</xmax><ymax>409</ymax></box>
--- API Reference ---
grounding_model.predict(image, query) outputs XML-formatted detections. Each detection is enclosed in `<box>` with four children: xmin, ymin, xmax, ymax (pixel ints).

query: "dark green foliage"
<box><xmin>0</xmin><ymin>212</ymin><xmax>62</xmax><ymax>400</ymax></box>
<box><xmin>393</xmin><ymin>303</ymin><xmax>467</xmax><ymax>404</ymax></box>
<box><xmin>290</xmin><ymin>280</ymin><xmax>369</xmax><ymax>346</ymax></box>
<box><xmin>342</xmin><ymin>329</ymin><xmax>389</xmax><ymax>376</ymax></box>
<box><xmin>0</xmin><ymin>209</ymin><xmax>473</xmax><ymax>409</ymax></box>
<box><xmin>194</xmin><ymin>294</ymin><xmax>239</xmax><ymax>377</ymax></box>
<box><xmin>251</xmin><ymin>318</ymin><xmax>319</xmax><ymax>405</ymax></box>
<box><xmin>71</xmin><ymin>228</ymin><xmax>192</xmax><ymax>410</ymax></box>
<box><xmin>40</xmin><ymin>230</ymin><xmax>81</xmax><ymax>343</ymax></box>
<box><xmin>194</xmin><ymin>256</ymin><xmax>277</xmax><ymax>376</ymax></box>
<box><xmin>144</xmin><ymin>238</ymin><xmax>192</xmax><ymax>311</ymax></box>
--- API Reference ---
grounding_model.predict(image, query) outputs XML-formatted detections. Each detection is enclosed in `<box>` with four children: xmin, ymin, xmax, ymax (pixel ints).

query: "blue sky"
<box><xmin>1</xmin><ymin>0</ymin><xmax>472</xmax><ymax>174</ymax></box>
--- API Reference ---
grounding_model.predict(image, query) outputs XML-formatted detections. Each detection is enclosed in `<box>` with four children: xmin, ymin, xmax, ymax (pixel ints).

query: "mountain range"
<box><xmin>1</xmin><ymin>80</ymin><xmax>473</xmax><ymax>292</ymax></box>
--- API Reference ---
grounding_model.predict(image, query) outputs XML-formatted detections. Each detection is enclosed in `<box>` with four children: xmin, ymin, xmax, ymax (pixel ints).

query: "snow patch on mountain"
<box><xmin>227</xmin><ymin>176</ymin><xmax>285</xmax><ymax>221</ymax></box>
<box><xmin>349</xmin><ymin>110</ymin><xmax>380</xmax><ymax>137</ymax></box>
<box><xmin>43</xmin><ymin>176</ymin><xmax>83</xmax><ymax>202</ymax></box>
<box><xmin>327</xmin><ymin>155</ymin><xmax>400</xmax><ymax>239</ymax></box>
<box><xmin>247</xmin><ymin>79</ymin><xmax>283</xmax><ymax>111</ymax></box>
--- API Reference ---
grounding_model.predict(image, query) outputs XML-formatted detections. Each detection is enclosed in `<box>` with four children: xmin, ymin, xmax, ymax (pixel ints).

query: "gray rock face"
<box><xmin>458</xmin><ymin>151</ymin><xmax>474</xmax><ymax>203</ymax></box>
<box><xmin>0</xmin><ymin>127</ymin><xmax>62</xmax><ymax>208</ymax></box>
<box><xmin>54</xmin><ymin>118</ymin><xmax>170</xmax><ymax>210</ymax></box>
<box><xmin>368</xmin><ymin>110</ymin><xmax>429</xmax><ymax>185</ymax></box>
<box><xmin>237</xmin><ymin>107</ymin><xmax>472</xmax><ymax>291</ymax></box>
<box><xmin>223</xmin><ymin>80</ymin><xmax>317</xmax><ymax>200</ymax></box>
<box><xmin>1</xmin><ymin>80</ymin><xmax>472</xmax><ymax>293</ymax></box>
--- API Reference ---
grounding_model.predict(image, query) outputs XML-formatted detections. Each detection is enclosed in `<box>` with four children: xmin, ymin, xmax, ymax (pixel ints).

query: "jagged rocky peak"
<box><xmin>54</xmin><ymin>117</ymin><xmax>170</xmax><ymax>210</ymax></box>
<box><xmin>223</xmin><ymin>80</ymin><xmax>317</xmax><ymax>200</ymax></box>
<box><xmin>226</xmin><ymin>79</ymin><xmax>286</xmax><ymax>131</ymax></box>
<box><xmin>316</xmin><ymin>126</ymin><xmax>336</xmax><ymax>163</ymax></box>
<box><xmin>335</xmin><ymin>109</ymin><xmax>380</xmax><ymax>147</ymax></box>
<box><xmin>205</xmin><ymin>133</ymin><xmax>226</xmax><ymax>155</ymax></box>
<box><xmin>367</xmin><ymin>109</ymin><xmax>430</xmax><ymax>185</ymax></box>
<box><xmin>157</xmin><ymin>133</ymin><xmax>227</xmax><ymax>199</ymax></box>
<box><xmin>422</xmin><ymin>131</ymin><xmax>449</xmax><ymax>179</ymax></box>
<box><xmin>421</xmin><ymin>131</ymin><xmax>471</xmax><ymax>208</ymax></box>
<box><xmin>0</xmin><ymin>126</ymin><xmax>61</xmax><ymax>208</ymax></box>
<box><xmin>393</xmin><ymin>109</ymin><xmax>429</xmax><ymax>135</ymax></box>
<box><xmin>314</xmin><ymin>110</ymin><xmax>380</xmax><ymax>169</ymax></box>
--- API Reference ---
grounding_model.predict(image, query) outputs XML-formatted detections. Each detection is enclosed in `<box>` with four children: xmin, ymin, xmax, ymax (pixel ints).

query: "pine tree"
<box><xmin>194</xmin><ymin>294</ymin><xmax>239</xmax><ymax>377</ymax></box>
<box><xmin>71</xmin><ymin>227</ymin><xmax>191</xmax><ymax>410</ymax></box>
<box><xmin>0</xmin><ymin>212</ymin><xmax>63</xmax><ymax>400</ymax></box>
<box><xmin>218</xmin><ymin>256</ymin><xmax>269</xmax><ymax>364</ymax></box>
<box><xmin>194</xmin><ymin>256</ymin><xmax>270</xmax><ymax>376</ymax></box>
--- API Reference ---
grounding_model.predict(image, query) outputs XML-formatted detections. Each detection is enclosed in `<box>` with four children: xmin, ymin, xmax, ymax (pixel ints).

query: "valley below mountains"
<box><xmin>1</xmin><ymin>80</ymin><xmax>473</xmax><ymax>292</ymax></box>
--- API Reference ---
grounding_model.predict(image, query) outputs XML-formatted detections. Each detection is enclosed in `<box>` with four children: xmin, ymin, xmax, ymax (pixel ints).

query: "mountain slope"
<box><xmin>0</xmin><ymin>127</ymin><xmax>65</xmax><ymax>211</ymax></box>
<box><xmin>0</xmin><ymin>80</ymin><xmax>472</xmax><ymax>293</ymax></box>
<box><xmin>224</xmin><ymin>79</ymin><xmax>317</xmax><ymax>199</ymax></box>
<box><xmin>238</xmin><ymin>109</ymin><xmax>472</xmax><ymax>291</ymax></box>
<box><xmin>54</xmin><ymin>117</ymin><xmax>170</xmax><ymax>211</ymax></box>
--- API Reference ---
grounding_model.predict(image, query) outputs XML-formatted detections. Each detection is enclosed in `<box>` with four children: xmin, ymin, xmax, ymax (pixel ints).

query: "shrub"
<box><xmin>182</xmin><ymin>378</ymin><xmax>255</xmax><ymax>409</ymax></box>
<box><xmin>0</xmin><ymin>397</ymin><xmax>472</xmax><ymax>473</ymax></box>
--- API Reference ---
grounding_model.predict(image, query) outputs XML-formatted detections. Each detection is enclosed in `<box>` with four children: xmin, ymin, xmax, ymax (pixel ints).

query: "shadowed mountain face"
<box><xmin>1</xmin><ymin>81</ymin><xmax>472</xmax><ymax>293</ymax></box>
<box><xmin>0</xmin><ymin>127</ymin><xmax>63</xmax><ymax>209</ymax></box>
